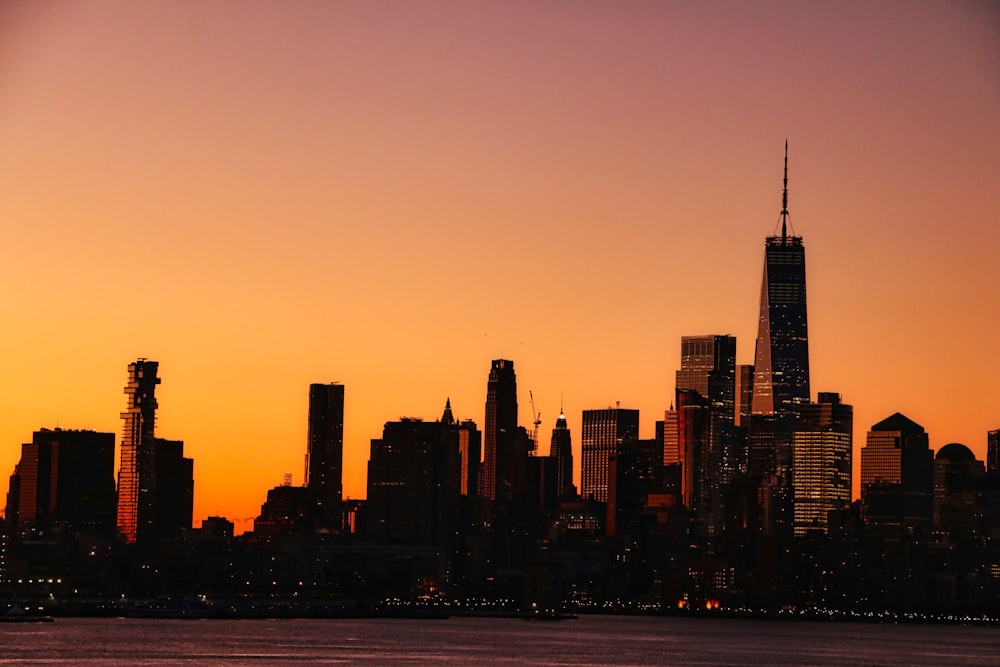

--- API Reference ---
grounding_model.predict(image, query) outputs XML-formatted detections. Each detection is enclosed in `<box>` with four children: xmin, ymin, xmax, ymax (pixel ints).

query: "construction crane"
<box><xmin>529</xmin><ymin>390</ymin><xmax>542</xmax><ymax>455</ymax></box>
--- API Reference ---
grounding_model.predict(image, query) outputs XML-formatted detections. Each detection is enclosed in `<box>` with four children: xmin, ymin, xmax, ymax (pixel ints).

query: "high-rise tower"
<box><xmin>482</xmin><ymin>359</ymin><xmax>517</xmax><ymax>501</ymax></box>
<box><xmin>306</xmin><ymin>383</ymin><xmax>345</xmax><ymax>517</ymax></box>
<box><xmin>581</xmin><ymin>407</ymin><xmax>639</xmax><ymax>503</ymax></box>
<box><xmin>791</xmin><ymin>392</ymin><xmax>852</xmax><ymax>535</ymax></box>
<box><xmin>117</xmin><ymin>359</ymin><xmax>160</xmax><ymax>544</ymax></box>
<box><xmin>116</xmin><ymin>359</ymin><xmax>192</xmax><ymax>545</ymax></box>
<box><xmin>748</xmin><ymin>143</ymin><xmax>810</xmax><ymax>477</ymax></box>
<box><xmin>751</xmin><ymin>142</ymin><xmax>810</xmax><ymax>418</ymax></box>
<box><xmin>549</xmin><ymin>407</ymin><xmax>573</xmax><ymax>499</ymax></box>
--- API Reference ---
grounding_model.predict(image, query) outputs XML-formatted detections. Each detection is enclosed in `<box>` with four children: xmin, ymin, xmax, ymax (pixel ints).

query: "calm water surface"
<box><xmin>0</xmin><ymin>615</ymin><xmax>997</xmax><ymax>665</ymax></box>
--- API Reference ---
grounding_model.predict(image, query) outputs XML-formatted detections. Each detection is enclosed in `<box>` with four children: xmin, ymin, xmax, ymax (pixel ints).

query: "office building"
<box><xmin>676</xmin><ymin>334</ymin><xmax>737</xmax><ymax>488</ymax></box>
<box><xmin>791</xmin><ymin>393</ymin><xmax>852</xmax><ymax>535</ymax></box>
<box><xmin>550</xmin><ymin>409</ymin><xmax>573</xmax><ymax>499</ymax></box>
<box><xmin>749</xmin><ymin>143</ymin><xmax>810</xmax><ymax>476</ymax></box>
<box><xmin>482</xmin><ymin>359</ymin><xmax>517</xmax><ymax>502</ymax></box>
<box><xmin>366</xmin><ymin>417</ymin><xmax>461</xmax><ymax>548</ymax></box>
<box><xmin>7</xmin><ymin>429</ymin><xmax>116</xmax><ymax>538</ymax></box>
<box><xmin>988</xmin><ymin>429</ymin><xmax>999</xmax><ymax>473</ymax></box>
<box><xmin>860</xmin><ymin>412</ymin><xmax>933</xmax><ymax>529</ymax></box>
<box><xmin>306</xmin><ymin>382</ymin><xmax>345</xmax><ymax>516</ymax></box>
<box><xmin>581</xmin><ymin>407</ymin><xmax>639</xmax><ymax>503</ymax></box>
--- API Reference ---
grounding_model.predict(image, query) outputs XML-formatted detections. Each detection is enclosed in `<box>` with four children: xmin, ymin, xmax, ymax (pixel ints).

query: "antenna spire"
<box><xmin>780</xmin><ymin>140</ymin><xmax>789</xmax><ymax>242</ymax></box>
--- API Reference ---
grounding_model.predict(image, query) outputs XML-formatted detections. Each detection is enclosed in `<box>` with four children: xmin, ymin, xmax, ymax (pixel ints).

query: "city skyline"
<box><xmin>0</xmin><ymin>2</ymin><xmax>998</xmax><ymax>530</ymax></box>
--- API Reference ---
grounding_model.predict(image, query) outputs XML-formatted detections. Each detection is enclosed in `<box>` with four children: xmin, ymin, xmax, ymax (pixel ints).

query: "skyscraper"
<box><xmin>676</xmin><ymin>335</ymin><xmax>737</xmax><ymax>480</ymax></box>
<box><xmin>791</xmin><ymin>392</ymin><xmax>852</xmax><ymax>535</ymax></box>
<box><xmin>117</xmin><ymin>359</ymin><xmax>160</xmax><ymax>544</ymax></box>
<box><xmin>482</xmin><ymin>359</ymin><xmax>517</xmax><ymax>502</ymax></box>
<box><xmin>306</xmin><ymin>382</ymin><xmax>345</xmax><ymax>516</ymax></box>
<box><xmin>580</xmin><ymin>407</ymin><xmax>639</xmax><ymax>503</ymax></box>
<box><xmin>549</xmin><ymin>409</ymin><xmax>573</xmax><ymax>499</ymax></box>
<box><xmin>749</xmin><ymin>143</ymin><xmax>810</xmax><ymax>477</ymax></box>
<box><xmin>860</xmin><ymin>412</ymin><xmax>933</xmax><ymax>529</ymax></box>
<box><xmin>8</xmin><ymin>429</ymin><xmax>116</xmax><ymax>538</ymax></box>
<box><xmin>366</xmin><ymin>417</ymin><xmax>461</xmax><ymax>548</ymax></box>
<box><xmin>988</xmin><ymin>429</ymin><xmax>999</xmax><ymax>473</ymax></box>
<box><xmin>116</xmin><ymin>360</ymin><xmax>193</xmax><ymax>545</ymax></box>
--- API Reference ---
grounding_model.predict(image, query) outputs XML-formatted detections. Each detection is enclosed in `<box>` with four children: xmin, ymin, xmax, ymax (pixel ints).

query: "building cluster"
<box><xmin>2</xmin><ymin>150</ymin><xmax>999</xmax><ymax>616</ymax></box>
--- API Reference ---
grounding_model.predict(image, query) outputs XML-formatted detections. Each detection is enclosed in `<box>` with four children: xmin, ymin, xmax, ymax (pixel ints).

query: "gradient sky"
<box><xmin>1</xmin><ymin>1</ymin><xmax>997</xmax><ymax>532</ymax></box>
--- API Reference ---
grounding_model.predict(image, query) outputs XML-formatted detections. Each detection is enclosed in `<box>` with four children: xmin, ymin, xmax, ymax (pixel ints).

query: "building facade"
<box><xmin>860</xmin><ymin>412</ymin><xmax>933</xmax><ymax>529</ymax></box>
<box><xmin>580</xmin><ymin>407</ymin><xmax>639</xmax><ymax>503</ymax></box>
<box><xmin>791</xmin><ymin>392</ymin><xmax>853</xmax><ymax>535</ymax></box>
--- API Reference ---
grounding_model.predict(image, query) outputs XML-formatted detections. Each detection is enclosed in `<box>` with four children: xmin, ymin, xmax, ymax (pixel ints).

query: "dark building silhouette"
<box><xmin>676</xmin><ymin>388</ymin><xmax>714</xmax><ymax>542</ymax></box>
<box><xmin>550</xmin><ymin>409</ymin><xmax>574</xmax><ymax>499</ymax></box>
<box><xmin>607</xmin><ymin>437</ymin><xmax>663</xmax><ymax>537</ymax></box>
<box><xmin>675</xmin><ymin>334</ymin><xmax>737</xmax><ymax>541</ymax></box>
<box><xmin>152</xmin><ymin>438</ymin><xmax>194</xmax><ymax>541</ymax></box>
<box><xmin>932</xmin><ymin>443</ymin><xmax>983</xmax><ymax>532</ymax></box>
<box><xmin>306</xmin><ymin>382</ymin><xmax>345</xmax><ymax>525</ymax></box>
<box><xmin>749</xmin><ymin>143</ymin><xmax>810</xmax><ymax>478</ymax></box>
<box><xmin>365</xmin><ymin>416</ymin><xmax>461</xmax><ymax>548</ymax></box>
<box><xmin>252</xmin><ymin>483</ymin><xmax>316</xmax><ymax>542</ymax></box>
<box><xmin>115</xmin><ymin>360</ymin><xmax>193</xmax><ymax>546</ymax></box>
<box><xmin>581</xmin><ymin>407</ymin><xmax>639</xmax><ymax>503</ymax></box>
<box><xmin>482</xmin><ymin>360</ymin><xmax>517</xmax><ymax>502</ymax></box>
<box><xmin>117</xmin><ymin>359</ymin><xmax>159</xmax><ymax>544</ymax></box>
<box><xmin>791</xmin><ymin>393</ymin><xmax>852</xmax><ymax>535</ymax></box>
<box><xmin>861</xmin><ymin>413</ymin><xmax>933</xmax><ymax>530</ymax></box>
<box><xmin>6</xmin><ymin>429</ymin><xmax>116</xmax><ymax>538</ymax></box>
<box><xmin>988</xmin><ymin>429</ymin><xmax>999</xmax><ymax>474</ymax></box>
<box><xmin>734</xmin><ymin>364</ymin><xmax>754</xmax><ymax>429</ymax></box>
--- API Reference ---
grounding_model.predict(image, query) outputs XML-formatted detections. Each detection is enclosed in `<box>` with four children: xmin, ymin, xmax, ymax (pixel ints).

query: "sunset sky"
<box><xmin>1</xmin><ymin>1</ymin><xmax>997</xmax><ymax>532</ymax></box>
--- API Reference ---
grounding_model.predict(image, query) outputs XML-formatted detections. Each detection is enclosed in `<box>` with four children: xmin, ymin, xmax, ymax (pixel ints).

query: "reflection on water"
<box><xmin>0</xmin><ymin>615</ymin><xmax>997</xmax><ymax>666</ymax></box>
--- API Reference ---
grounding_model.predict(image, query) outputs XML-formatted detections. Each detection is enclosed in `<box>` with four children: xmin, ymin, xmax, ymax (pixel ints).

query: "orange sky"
<box><xmin>1</xmin><ymin>1</ymin><xmax>998</xmax><ymax>532</ymax></box>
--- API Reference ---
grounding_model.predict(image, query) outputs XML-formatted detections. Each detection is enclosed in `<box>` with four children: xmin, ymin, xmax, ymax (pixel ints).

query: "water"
<box><xmin>0</xmin><ymin>615</ymin><xmax>997</xmax><ymax>665</ymax></box>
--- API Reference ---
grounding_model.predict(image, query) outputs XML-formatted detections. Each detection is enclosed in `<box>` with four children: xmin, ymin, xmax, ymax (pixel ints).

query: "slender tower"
<box><xmin>482</xmin><ymin>360</ymin><xmax>517</xmax><ymax>501</ymax></box>
<box><xmin>549</xmin><ymin>398</ymin><xmax>573</xmax><ymax>499</ymax></box>
<box><xmin>748</xmin><ymin>142</ymin><xmax>810</xmax><ymax>477</ymax></box>
<box><xmin>306</xmin><ymin>383</ymin><xmax>345</xmax><ymax>519</ymax></box>
<box><xmin>116</xmin><ymin>359</ymin><xmax>160</xmax><ymax>544</ymax></box>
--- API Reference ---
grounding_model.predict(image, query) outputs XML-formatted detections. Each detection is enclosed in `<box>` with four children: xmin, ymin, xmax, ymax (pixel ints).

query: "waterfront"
<box><xmin>0</xmin><ymin>615</ymin><xmax>997</xmax><ymax>665</ymax></box>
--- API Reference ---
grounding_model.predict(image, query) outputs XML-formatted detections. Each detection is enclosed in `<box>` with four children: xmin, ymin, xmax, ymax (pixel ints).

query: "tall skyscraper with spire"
<box><xmin>748</xmin><ymin>142</ymin><xmax>811</xmax><ymax>477</ymax></box>
<box><xmin>549</xmin><ymin>405</ymin><xmax>573</xmax><ymax>499</ymax></box>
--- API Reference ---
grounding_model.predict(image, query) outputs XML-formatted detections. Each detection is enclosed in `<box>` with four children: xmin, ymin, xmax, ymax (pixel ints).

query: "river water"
<box><xmin>0</xmin><ymin>615</ymin><xmax>996</xmax><ymax>665</ymax></box>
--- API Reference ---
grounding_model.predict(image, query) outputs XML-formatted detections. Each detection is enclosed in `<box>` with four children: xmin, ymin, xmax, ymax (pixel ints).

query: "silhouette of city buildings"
<box><xmin>1</xmin><ymin>148</ymin><xmax>998</xmax><ymax>617</ymax></box>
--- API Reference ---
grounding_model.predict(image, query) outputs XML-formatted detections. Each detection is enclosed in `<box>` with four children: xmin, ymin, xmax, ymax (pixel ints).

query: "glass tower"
<box><xmin>581</xmin><ymin>407</ymin><xmax>639</xmax><ymax>503</ymax></box>
<box><xmin>749</xmin><ymin>143</ymin><xmax>810</xmax><ymax>478</ymax></box>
